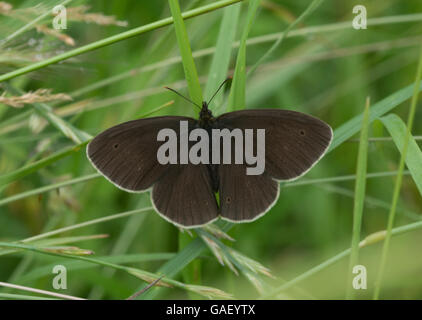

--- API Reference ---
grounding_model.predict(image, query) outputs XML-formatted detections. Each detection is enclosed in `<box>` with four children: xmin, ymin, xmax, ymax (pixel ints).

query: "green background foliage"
<box><xmin>0</xmin><ymin>0</ymin><xmax>421</xmax><ymax>300</ymax></box>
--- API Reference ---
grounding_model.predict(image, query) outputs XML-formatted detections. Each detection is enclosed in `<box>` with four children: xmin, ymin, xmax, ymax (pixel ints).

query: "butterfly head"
<box><xmin>199</xmin><ymin>101</ymin><xmax>215</xmax><ymax>126</ymax></box>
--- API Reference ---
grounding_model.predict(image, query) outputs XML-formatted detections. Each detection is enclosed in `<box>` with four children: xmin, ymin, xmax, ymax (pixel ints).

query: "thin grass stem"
<box><xmin>373</xmin><ymin>46</ymin><xmax>422</xmax><ymax>300</ymax></box>
<box><xmin>346</xmin><ymin>97</ymin><xmax>370</xmax><ymax>299</ymax></box>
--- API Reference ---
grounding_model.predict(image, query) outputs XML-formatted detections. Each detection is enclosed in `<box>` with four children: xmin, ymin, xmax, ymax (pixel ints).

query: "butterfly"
<box><xmin>87</xmin><ymin>82</ymin><xmax>333</xmax><ymax>228</ymax></box>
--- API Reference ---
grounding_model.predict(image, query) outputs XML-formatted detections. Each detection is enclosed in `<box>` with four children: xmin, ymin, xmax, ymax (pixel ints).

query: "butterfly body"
<box><xmin>198</xmin><ymin>101</ymin><xmax>216</xmax><ymax>128</ymax></box>
<box><xmin>87</xmin><ymin>103</ymin><xmax>332</xmax><ymax>228</ymax></box>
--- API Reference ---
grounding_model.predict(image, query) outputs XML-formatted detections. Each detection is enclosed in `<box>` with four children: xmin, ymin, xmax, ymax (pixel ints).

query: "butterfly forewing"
<box><xmin>87</xmin><ymin>116</ymin><xmax>193</xmax><ymax>192</ymax></box>
<box><xmin>217</xmin><ymin>109</ymin><xmax>333</xmax><ymax>181</ymax></box>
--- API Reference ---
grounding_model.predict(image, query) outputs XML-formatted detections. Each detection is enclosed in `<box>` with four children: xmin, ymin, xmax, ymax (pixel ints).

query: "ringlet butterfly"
<box><xmin>87</xmin><ymin>80</ymin><xmax>333</xmax><ymax>228</ymax></box>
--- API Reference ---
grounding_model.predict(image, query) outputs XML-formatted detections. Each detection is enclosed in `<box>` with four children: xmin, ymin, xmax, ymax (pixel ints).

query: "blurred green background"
<box><xmin>0</xmin><ymin>0</ymin><xmax>421</xmax><ymax>299</ymax></box>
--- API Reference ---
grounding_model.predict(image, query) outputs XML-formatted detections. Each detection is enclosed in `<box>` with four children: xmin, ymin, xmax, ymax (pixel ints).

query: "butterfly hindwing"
<box><xmin>219</xmin><ymin>162</ymin><xmax>279</xmax><ymax>222</ymax></box>
<box><xmin>152</xmin><ymin>163</ymin><xmax>219</xmax><ymax>227</ymax></box>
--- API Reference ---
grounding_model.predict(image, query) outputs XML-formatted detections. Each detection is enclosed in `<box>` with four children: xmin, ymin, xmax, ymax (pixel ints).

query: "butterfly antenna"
<box><xmin>207</xmin><ymin>77</ymin><xmax>232</xmax><ymax>106</ymax></box>
<box><xmin>164</xmin><ymin>87</ymin><xmax>201</xmax><ymax>110</ymax></box>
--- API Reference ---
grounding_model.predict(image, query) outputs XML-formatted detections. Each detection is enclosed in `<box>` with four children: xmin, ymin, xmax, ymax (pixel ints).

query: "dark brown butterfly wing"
<box><xmin>215</xmin><ymin>109</ymin><xmax>332</xmax><ymax>222</ymax></box>
<box><xmin>87</xmin><ymin>109</ymin><xmax>332</xmax><ymax>226</ymax></box>
<box><xmin>87</xmin><ymin>116</ymin><xmax>219</xmax><ymax>227</ymax></box>
<box><xmin>151</xmin><ymin>163</ymin><xmax>219</xmax><ymax>227</ymax></box>
<box><xmin>87</xmin><ymin>116</ymin><xmax>193</xmax><ymax>192</ymax></box>
<box><xmin>217</xmin><ymin>109</ymin><xmax>333</xmax><ymax>181</ymax></box>
<box><xmin>219</xmin><ymin>162</ymin><xmax>279</xmax><ymax>222</ymax></box>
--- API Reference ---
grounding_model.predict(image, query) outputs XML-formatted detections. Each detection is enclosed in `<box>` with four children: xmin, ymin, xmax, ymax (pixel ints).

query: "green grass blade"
<box><xmin>32</xmin><ymin>104</ymin><xmax>91</xmax><ymax>144</ymax></box>
<box><xmin>247</xmin><ymin>0</ymin><xmax>324</xmax><ymax>78</ymax></box>
<box><xmin>0</xmin><ymin>140</ymin><xmax>89</xmax><ymax>186</ymax></box>
<box><xmin>263</xmin><ymin>219</ymin><xmax>422</xmax><ymax>298</ymax></box>
<box><xmin>373</xmin><ymin>47</ymin><xmax>422</xmax><ymax>299</ymax></box>
<box><xmin>138</xmin><ymin>222</ymin><xmax>231</xmax><ymax>299</ymax></box>
<box><xmin>178</xmin><ymin>232</ymin><xmax>202</xmax><ymax>299</ymax></box>
<box><xmin>33</xmin><ymin>234</ymin><xmax>108</xmax><ymax>247</ymax></box>
<box><xmin>0</xmin><ymin>0</ymin><xmax>243</xmax><ymax>83</ymax></box>
<box><xmin>0</xmin><ymin>110</ymin><xmax>33</xmax><ymax>133</ymax></box>
<box><xmin>139</xmin><ymin>238</ymin><xmax>208</xmax><ymax>299</ymax></box>
<box><xmin>0</xmin><ymin>172</ymin><xmax>101</xmax><ymax>207</ymax></box>
<box><xmin>21</xmin><ymin>207</ymin><xmax>152</xmax><ymax>244</ymax></box>
<box><xmin>0</xmin><ymin>293</ymin><xmax>58</xmax><ymax>300</ymax></box>
<box><xmin>346</xmin><ymin>97</ymin><xmax>370</xmax><ymax>299</ymax></box>
<box><xmin>0</xmin><ymin>242</ymin><xmax>230</xmax><ymax>299</ymax></box>
<box><xmin>204</xmin><ymin>3</ymin><xmax>241</xmax><ymax>114</ymax></box>
<box><xmin>62</xmin><ymin>14</ymin><xmax>422</xmax><ymax>104</ymax></box>
<box><xmin>0</xmin><ymin>281</ymin><xmax>83</xmax><ymax>300</ymax></box>
<box><xmin>0</xmin><ymin>0</ymin><xmax>73</xmax><ymax>46</ymax></box>
<box><xmin>197</xmin><ymin>229</ymin><xmax>272</xmax><ymax>294</ymax></box>
<box><xmin>319</xmin><ymin>183</ymin><xmax>421</xmax><ymax>221</ymax></box>
<box><xmin>168</xmin><ymin>0</ymin><xmax>203</xmax><ymax>107</ymax></box>
<box><xmin>285</xmin><ymin>170</ymin><xmax>411</xmax><ymax>187</ymax></box>
<box><xmin>380</xmin><ymin>114</ymin><xmax>422</xmax><ymax>195</ymax></box>
<box><xmin>0</xmin><ymin>234</ymin><xmax>108</xmax><ymax>257</ymax></box>
<box><xmin>1</xmin><ymin>14</ymin><xmax>420</xmax><ymax>135</ymax></box>
<box><xmin>227</xmin><ymin>0</ymin><xmax>261</xmax><ymax>111</ymax></box>
<box><xmin>19</xmin><ymin>253</ymin><xmax>175</xmax><ymax>283</ymax></box>
<box><xmin>330</xmin><ymin>82</ymin><xmax>422</xmax><ymax>151</ymax></box>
